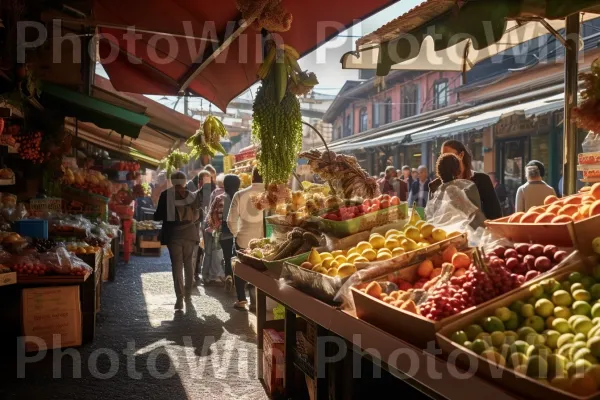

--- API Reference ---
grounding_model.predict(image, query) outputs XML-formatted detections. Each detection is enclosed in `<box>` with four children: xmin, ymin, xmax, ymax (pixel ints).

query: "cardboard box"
<box><xmin>22</xmin><ymin>286</ymin><xmax>82</xmax><ymax>351</ymax></box>
<box><xmin>0</xmin><ymin>271</ymin><xmax>16</xmax><ymax>286</ymax></box>
<box><xmin>263</xmin><ymin>329</ymin><xmax>284</xmax><ymax>397</ymax></box>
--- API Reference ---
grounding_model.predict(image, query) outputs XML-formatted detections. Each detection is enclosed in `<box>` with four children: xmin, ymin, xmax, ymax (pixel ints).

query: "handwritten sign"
<box><xmin>22</xmin><ymin>286</ymin><xmax>82</xmax><ymax>351</ymax></box>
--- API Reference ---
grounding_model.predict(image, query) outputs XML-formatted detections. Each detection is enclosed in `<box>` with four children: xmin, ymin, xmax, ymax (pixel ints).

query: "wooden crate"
<box><xmin>437</xmin><ymin>258</ymin><xmax>595</xmax><ymax>400</ymax></box>
<box><xmin>137</xmin><ymin>247</ymin><xmax>162</xmax><ymax>257</ymax></box>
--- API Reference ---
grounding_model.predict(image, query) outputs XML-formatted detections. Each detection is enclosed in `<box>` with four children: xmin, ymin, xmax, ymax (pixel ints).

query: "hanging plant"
<box><xmin>186</xmin><ymin>115</ymin><xmax>228</xmax><ymax>158</ymax></box>
<box><xmin>251</xmin><ymin>41</ymin><xmax>319</xmax><ymax>185</ymax></box>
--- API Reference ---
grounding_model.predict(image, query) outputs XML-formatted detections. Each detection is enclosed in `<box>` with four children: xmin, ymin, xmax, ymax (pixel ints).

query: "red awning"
<box><xmin>94</xmin><ymin>0</ymin><xmax>400</xmax><ymax>111</ymax></box>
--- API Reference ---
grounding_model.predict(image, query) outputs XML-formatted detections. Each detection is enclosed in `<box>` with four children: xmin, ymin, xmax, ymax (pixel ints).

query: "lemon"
<box><xmin>334</xmin><ymin>255</ymin><xmax>348</xmax><ymax>265</ymax></box>
<box><xmin>385</xmin><ymin>238</ymin><xmax>401</xmax><ymax>250</ymax></box>
<box><xmin>327</xmin><ymin>268</ymin><xmax>338</xmax><ymax>277</ymax></box>
<box><xmin>361</xmin><ymin>249</ymin><xmax>377</xmax><ymax>261</ymax></box>
<box><xmin>405</xmin><ymin>226</ymin><xmax>421</xmax><ymax>242</ymax></box>
<box><xmin>319</xmin><ymin>252</ymin><xmax>333</xmax><ymax>260</ymax></box>
<box><xmin>369</xmin><ymin>235</ymin><xmax>385</xmax><ymax>250</ymax></box>
<box><xmin>385</xmin><ymin>229</ymin><xmax>401</xmax><ymax>238</ymax></box>
<box><xmin>353</xmin><ymin>256</ymin><xmax>369</xmax><ymax>263</ymax></box>
<box><xmin>378</xmin><ymin>248</ymin><xmax>392</xmax><ymax>255</ymax></box>
<box><xmin>377</xmin><ymin>252</ymin><xmax>393</xmax><ymax>261</ymax></box>
<box><xmin>347</xmin><ymin>247</ymin><xmax>358</xmax><ymax>256</ymax></box>
<box><xmin>392</xmin><ymin>247</ymin><xmax>405</xmax><ymax>257</ymax></box>
<box><xmin>369</xmin><ymin>233</ymin><xmax>384</xmax><ymax>240</ymax></box>
<box><xmin>356</xmin><ymin>241</ymin><xmax>372</xmax><ymax>254</ymax></box>
<box><xmin>331</xmin><ymin>250</ymin><xmax>344</xmax><ymax>257</ymax></box>
<box><xmin>420</xmin><ymin>223</ymin><xmax>434</xmax><ymax>238</ymax></box>
<box><xmin>322</xmin><ymin>258</ymin><xmax>336</xmax><ymax>268</ymax></box>
<box><xmin>347</xmin><ymin>253</ymin><xmax>361</xmax><ymax>264</ymax></box>
<box><xmin>386</xmin><ymin>234</ymin><xmax>400</xmax><ymax>242</ymax></box>
<box><xmin>431</xmin><ymin>228</ymin><xmax>447</xmax><ymax>242</ymax></box>
<box><xmin>447</xmin><ymin>231</ymin><xmax>461</xmax><ymax>239</ymax></box>
<box><xmin>415</xmin><ymin>220</ymin><xmax>426</xmax><ymax>230</ymax></box>
<box><xmin>401</xmin><ymin>238</ymin><xmax>418</xmax><ymax>251</ymax></box>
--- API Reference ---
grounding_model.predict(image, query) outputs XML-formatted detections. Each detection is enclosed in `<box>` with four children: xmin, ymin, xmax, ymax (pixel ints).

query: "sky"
<box><xmin>97</xmin><ymin>0</ymin><xmax>425</xmax><ymax>114</ymax></box>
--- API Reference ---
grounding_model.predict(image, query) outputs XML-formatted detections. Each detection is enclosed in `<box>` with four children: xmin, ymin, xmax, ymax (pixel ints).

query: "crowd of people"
<box><xmin>154</xmin><ymin>164</ymin><xmax>264</xmax><ymax>311</ymax></box>
<box><xmin>154</xmin><ymin>139</ymin><xmax>563</xmax><ymax>310</ymax></box>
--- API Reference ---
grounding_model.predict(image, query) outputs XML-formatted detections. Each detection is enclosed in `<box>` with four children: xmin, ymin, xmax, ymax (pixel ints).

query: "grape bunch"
<box><xmin>420</xmin><ymin>280</ymin><xmax>472</xmax><ymax>321</ymax></box>
<box><xmin>31</xmin><ymin>238</ymin><xmax>56</xmax><ymax>253</ymax></box>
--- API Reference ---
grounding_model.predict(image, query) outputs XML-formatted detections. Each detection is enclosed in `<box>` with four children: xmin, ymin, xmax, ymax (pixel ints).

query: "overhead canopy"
<box><xmin>334</xmin><ymin>121</ymin><xmax>448</xmax><ymax>152</ymax></box>
<box><xmin>92</xmin><ymin>0</ymin><xmax>402</xmax><ymax>111</ymax></box>
<box><xmin>41</xmin><ymin>82</ymin><xmax>150</xmax><ymax>138</ymax></box>
<box><xmin>92</xmin><ymin>76</ymin><xmax>199</xmax><ymax>140</ymax></box>
<box><xmin>342</xmin><ymin>0</ymin><xmax>600</xmax><ymax>76</ymax></box>
<box><xmin>409</xmin><ymin>93</ymin><xmax>565</xmax><ymax>143</ymax></box>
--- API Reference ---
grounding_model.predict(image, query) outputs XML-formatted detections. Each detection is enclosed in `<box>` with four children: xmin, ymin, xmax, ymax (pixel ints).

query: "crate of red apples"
<box><xmin>351</xmin><ymin>242</ymin><xmax>572</xmax><ymax>348</ymax></box>
<box><xmin>318</xmin><ymin>194</ymin><xmax>408</xmax><ymax>236</ymax></box>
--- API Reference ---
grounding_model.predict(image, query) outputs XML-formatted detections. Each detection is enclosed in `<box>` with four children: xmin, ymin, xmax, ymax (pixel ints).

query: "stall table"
<box><xmin>234</xmin><ymin>262</ymin><xmax>520</xmax><ymax>400</ymax></box>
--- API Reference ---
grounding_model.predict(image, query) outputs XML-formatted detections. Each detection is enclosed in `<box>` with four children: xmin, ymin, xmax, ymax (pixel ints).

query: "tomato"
<box><xmin>390</xmin><ymin>196</ymin><xmax>400</xmax><ymax>206</ymax></box>
<box><xmin>363</xmin><ymin>199</ymin><xmax>372</xmax><ymax>208</ymax></box>
<box><xmin>380</xmin><ymin>200</ymin><xmax>390</xmax><ymax>209</ymax></box>
<box><xmin>381</xmin><ymin>194</ymin><xmax>391</xmax><ymax>202</ymax></box>
<box><xmin>369</xmin><ymin>205</ymin><xmax>380</xmax><ymax>213</ymax></box>
<box><xmin>371</xmin><ymin>199</ymin><xmax>380</xmax><ymax>207</ymax></box>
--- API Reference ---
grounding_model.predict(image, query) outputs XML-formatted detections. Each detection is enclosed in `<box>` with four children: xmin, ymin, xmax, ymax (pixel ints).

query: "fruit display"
<box><xmin>65</xmin><ymin>241</ymin><xmax>101</xmax><ymax>255</ymax></box>
<box><xmin>239</xmin><ymin>172</ymin><xmax>252</xmax><ymax>188</ymax></box>
<box><xmin>0</xmin><ymin>168</ymin><xmax>14</xmax><ymax>180</ymax></box>
<box><xmin>9</xmin><ymin>261</ymin><xmax>51</xmax><ymax>276</ymax></box>
<box><xmin>299</xmin><ymin>248</ymin><xmax>358</xmax><ymax>279</ymax></box>
<box><xmin>132</xmin><ymin>183</ymin><xmax>151</xmax><ymax>198</ymax></box>
<box><xmin>242</xmin><ymin>229</ymin><xmax>321</xmax><ymax>261</ymax></box>
<box><xmin>321</xmin><ymin>194</ymin><xmax>401</xmax><ymax>221</ymax></box>
<box><xmin>114</xmin><ymin>161</ymin><xmax>140</xmax><ymax>172</ymax></box>
<box><xmin>16</xmin><ymin>131</ymin><xmax>45</xmax><ymax>163</ymax></box>
<box><xmin>503</xmin><ymin>183</ymin><xmax>600</xmax><ymax>224</ymax></box>
<box><xmin>574</xmin><ymin>57</ymin><xmax>600</xmax><ymax>133</ymax></box>
<box><xmin>61</xmin><ymin>167</ymin><xmax>111</xmax><ymax>197</ymax></box>
<box><xmin>30</xmin><ymin>238</ymin><xmax>57</xmax><ymax>253</ymax></box>
<box><xmin>299</xmin><ymin>149</ymin><xmax>379</xmax><ymax>199</ymax></box>
<box><xmin>485</xmin><ymin>243</ymin><xmax>569</xmax><ymax>280</ymax></box>
<box><xmin>445</xmin><ymin>267</ymin><xmax>600</xmax><ymax>397</ymax></box>
<box><xmin>136</xmin><ymin>220</ymin><xmax>161</xmax><ymax>231</ymax></box>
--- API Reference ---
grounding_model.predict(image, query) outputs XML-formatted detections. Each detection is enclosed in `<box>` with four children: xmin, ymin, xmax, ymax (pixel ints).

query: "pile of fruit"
<box><xmin>136</xmin><ymin>220</ymin><xmax>161</xmax><ymax>231</ymax></box>
<box><xmin>9</xmin><ymin>262</ymin><xmax>51</xmax><ymax>276</ymax></box>
<box><xmin>447</xmin><ymin>268</ymin><xmax>600</xmax><ymax>396</ymax></box>
<box><xmin>65</xmin><ymin>242</ymin><xmax>101</xmax><ymax>255</ymax></box>
<box><xmin>16</xmin><ymin>131</ymin><xmax>45</xmax><ymax>163</ymax></box>
<box><xmin>62</xmin><ymin>167</ymin><xmax>111</xmax><ymax>197</ymax></box>
<box><xmin>243</xmin><ymin>229</ymin><xmax>320</xmax><ymax>261</ymax></box>
<box><xmin>114</xmin><ymin>161</ymin><xmax>140</xmax><ymax>171</ymax></box>
<box><xmin>299</xmin><ymin>248</ymin><xmax>357</xmax><ymax>279</ymax></box>
<box><xmin>506</xmin><ymin>183</ymin><xmax>600</xmax><ymax>224</ymax></box>
<box><xmin>30</xmin><ymin>238</ymin><xmax>57</xmax><ymax>253</ymax></box>
<box><xmin>321</xmin><ymin>194</ymin><xmax>401</xmax><ymax>221</ymax></box>
<box><xmin>486</xmin><ymin>243</ymin><xmax>569</xmax><ymax>281</ymax></box>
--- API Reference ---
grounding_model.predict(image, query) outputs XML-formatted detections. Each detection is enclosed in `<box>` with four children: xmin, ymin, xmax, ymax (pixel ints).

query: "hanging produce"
<box><xmin>235</xmin><ymin>0</ymin><xmax>293</xmax><ymax>32</ymax></box>
<box><xmin>252</xmin><ymin>41</ymin><xmax>318</xmax><ymax>185</ymax></box>
<box><xmin>186</xmin><ymin>115</ymin><xmax>228</xmax><ymax>158</ymax></box>
<box><xmin>299</xmin><ymin>149</ymin><xmax>380</xmax><ymax>199</ymax></box>
<box><xmin>574</xmin><ymin>57</ymin><xmax>600</xmax><ymax>132</ymax></box>
<box><xmin>158</xmin><ymin>150</ymin><xmax>190</xmax><ymax>178</ymax></box>
<box><xmin>16</xmin><ymin>131</ymin><xmax>46</xmax><ymax>163</ymax></box>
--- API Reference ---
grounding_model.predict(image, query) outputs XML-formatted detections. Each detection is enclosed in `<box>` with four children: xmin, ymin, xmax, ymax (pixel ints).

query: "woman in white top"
<box><xmin>227</xmin><ymin>168</ymin><xmax>265</xmax><ymax>309</ymax></box>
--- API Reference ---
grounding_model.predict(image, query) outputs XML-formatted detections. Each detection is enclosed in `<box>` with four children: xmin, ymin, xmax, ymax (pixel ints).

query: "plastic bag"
<box><xmin>425</xmin><ymin>179</ymin><xmax>488</xmax><ymax>246</ymax></box>
<box><xmin>39</xmin><ymin>247</ymin><xmax>92</xmax><ymax>276</ymax></box>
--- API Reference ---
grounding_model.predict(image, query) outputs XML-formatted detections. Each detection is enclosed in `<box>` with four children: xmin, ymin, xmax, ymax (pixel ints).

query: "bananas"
<box><xmin>158</xmin><ymin>150</ymin><xmax>190</xmax><ymax>177</ymax></box>
<box><xmin>256</xmin><ymin>42</ymin><xmax>319</xmax><ymax>101</ymax></box>
<box><xmin>186</xmin><ymin>116</ymin><xmax>228</xmax><ymax>159</ymax></box>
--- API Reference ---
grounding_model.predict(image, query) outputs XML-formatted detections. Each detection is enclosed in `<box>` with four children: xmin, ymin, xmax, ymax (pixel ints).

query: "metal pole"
<box><xmin>183</xmin><ymin>92</ymin><xmax>189</xmax><ymax>116</ymax></box>
<box><xmin>563</xmin><ymin>14</ymin><xmax>580</xmax><ymax>196</ymax></box>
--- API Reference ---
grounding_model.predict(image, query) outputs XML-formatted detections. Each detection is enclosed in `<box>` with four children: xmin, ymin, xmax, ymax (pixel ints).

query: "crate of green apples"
<box><xmin>438</xmin><ymin>261</ymin><xmax>600</xmax><ymax>400</ymax></box>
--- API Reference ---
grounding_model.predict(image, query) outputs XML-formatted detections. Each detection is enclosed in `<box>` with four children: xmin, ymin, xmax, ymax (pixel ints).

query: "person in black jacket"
<box><xmin>408</xmin><ymin>165</ymin><xmax>430</xmax><ymax>207</ymax></box>
<box><xmin>429</xmin><ymin>140</ymin><xmax>502</xmax><ymax>220</ymax></box>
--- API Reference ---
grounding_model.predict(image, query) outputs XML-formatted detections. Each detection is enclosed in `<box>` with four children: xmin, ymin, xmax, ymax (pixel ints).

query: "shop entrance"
<box><xmin>497</xmin><ymin>137</ymin><xmax>530</xmax><ymax>209</ymax></box>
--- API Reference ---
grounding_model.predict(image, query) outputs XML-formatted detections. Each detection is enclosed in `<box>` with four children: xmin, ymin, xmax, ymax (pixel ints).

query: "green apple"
<box><xmin>494</xmin><ymin>307</ymin><xmax>512</xmax><ymax>322</ymax></box>
<box><xmin>554</xmin><ymin>306</ymin><xmax>571</xmax><ymax>319</ymax></box>
<box><xmin>490</xmin><ymin>331</ymin><xmax>506</xmax><ymax>348</ymax></box>
<box><xmin>581</xmin><ymin>276</ymin><xmax>596</xmax><ymax>290</ymax></box>
<box><xmin>511</xmin><ymin>340</ymin><xmax>530</xmax><ymax>354</ymax></box>
<box><xmin>541</xmin><ymin>279</ymin><xmax>561</xmax><ymax>295</ymax></box>
<box><xmin>544</xmin><ymin>330</ymin><xmax>560</xmax><ymax>349</ymax></box>
<box><xmin>535</xmin><ymin>299</ymin><xmax>554</xmax><ymax>318</ymax></box>
<box><xmin>592</xmin><ymin>303</ymin><xmax>600</xmax><ymax>319</ymax></box>
<box><xmin>505</xmin><ymin>312</ymin><xmax>520</xmax><ymax>331</ymax></box>
<box><xmin>508</xmin><ymin>352</ymin><xmax>529</xmax><ymax>369</ymax></box>
<box><xmin>524</xmin><ymin>315</ymin><xmax>546</xmax><ymax>333</ymax></box>
<box><xmin>465</xmin><ymin>324</ymin><xmax>484</xmax><ymax>341</ymax></box>
<box><xmin>521</xmin><ymin>303</ymin><xmax>535</xmax><ymax>318</ymax></box>
<box><xmin>517</xmin><ymin>327</ymin><xmax>537</xmax><ymax>342</ymax></box>
<box><xmin>573</xmin><ymin>300</ymin><xmax>592</xmax><ymax>317</ymax></box>
<box><xmin>483</xmin><ymin>316</ymin><xmax>505</xmax><ymax>333</ymax></box>
<box><xmin>451</xmin><ymin>330</ymin><xmax>469</xmax><ymax>345</ymax></box>
<box><xmin>547</xmin><ymin>354</ymin><xmax>569</xmax><ymax>378</ymax></box>
<box><xmin>510</xmin><ymin>300</ymin><xmax>525</xmax><ymax>314</ymax></box>
<box><xmin>575</xmin><ymin>333</ymin><xmax>588</xmax><ymax>343</ymax></box>
<box><xmin>588</xmin><ymin>336</ymin><xmax>600</xmax><ymax>358</ymax></box>
<box><xmin>573</xmin><ymin>289</ymin><xmax>592</xmax><ymax>302</ymax></box>
<box><xmin>471</xmin><ymin>338</ymin><xmax>490</xmax><ymax>355</ymax></box>
<box><xmin>551</xmin><ymin>290</ymin><xmax>572</xmax><ymax>307</ymax></box>
<box><xmin>590</xmin><ymin>284</ymin><xmax>600</xmax><ymax>300</ymax></box>
<box><xmin>569</xmin><ymin>272</ymin><xmax>583</xmax><ymax>284</ymax></box>
<box><xmin>552</xmin><ymin>318</ymin><xmax>571</xmax><ymax>334</ymax></box>
<box><xmin>529</xmin><ymin>284</ymin><xmax>544</xmax><ymax>299</ymax></box>
<box><xmin>557</xmin><ymin>333</ymin><xmax>575</xmax><ymax>349</ymax></box>
<box><xmin>526</xmin><ymin>355</ymin><xmax>548</xmax><ymax>379</ymax></box>
<box><xmin>571</xmin><ymin>283</ymin><xmax>585</xmax><ymax>293</ymax></box>
<box><xmin>573</xmin><ymin>318</ymin><xmax>594</xmax><ymax>336</ymax></box>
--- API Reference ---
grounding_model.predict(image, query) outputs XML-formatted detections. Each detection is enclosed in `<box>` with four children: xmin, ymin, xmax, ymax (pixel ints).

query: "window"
<box><xmin>344</xmin><ymin>114</ymin><xmax>352</xmax><ymax>137</ymax></box>
<box><xmin>372</xmin><ymin>102</ymin><xmax>380</xmax><ymax>128</ymax></box>
<box><xmin>433</xmin><ymin>79</ymin><xmax>449</xmax><ymax>110</ymax></box>
<box><xmin>383</xmin><ymin>98</ymin><xmax>392</xmax><ymax>124</ymax></box>
<box><xmin>359</xmin><ymin>108</ymin><xmax>368</xmax><ymax>132</ymax></box>
<box><xmin>402</xmin><ymin>84</ymin><xmax>419</xmax><ymax>118</ymax></box>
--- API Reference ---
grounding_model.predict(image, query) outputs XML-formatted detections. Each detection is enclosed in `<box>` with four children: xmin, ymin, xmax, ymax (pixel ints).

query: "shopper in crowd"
<box><xmin>430</xmin><ymin>140</ymin><xmax>502</xmax><ymax>220</ymax></box>
<box><xmin>408</xmin><ymin>165</ymin><xmax>430</xmax><ymax>208</ymax></box>
<box><xmin>204</xmin><ymin>164</ymin><xmax>217</xmax><ymax>186</ymax></box>
<box><xmin>382</xmin><ymin>166</ymin><xmax>408</xmax><ymax>201</ymax></box>
<box><xmin>227</xmin><ymin>168</ymin><xmax>265</xmax><ymax>310</ymax></box>
<box><xmin>201</xmin><ymin>174</ymin><xmax>226</xmax><ymax>285</ymax></box>
<box><xmin>207</xmin><ymin>174</ymin><xmax>241</xmax><ymax>291</ymax></box>
<box><xmin>377</xmin><ymin>171</ymin><xmax>386</xmax><ymax>193</ymax></box>
<box><xmin>411</xmin><ymin>168</ymin><xmax>418</xmax><ymax>182</ymax></box>
<box><xmin>489</xmin><ymin>172</ymin><xmax>511</xmax><ymax>216</ymax></box>
<box><xmin>515</xmin><ymin>160</ymin><xmax>556</xmax><ymax>213</ymax></box>
<box><xmin>188</xmin><ymin>170</ymin><xmax>213</xmax><ymax>284</ymax></box>
<box><xmin>401</xmin><ymin>165</ymin><xmax>414</xmax><ymax>187</ymax></box>
<box><xmin>430</xmin><ymin>153</ymin><xmax>486</xmax><ymax>229</ymax></box>
<box><xmin>154</xmin><ymin>171</ymin><xmax>202</xmax><ymax>310</ymax></box>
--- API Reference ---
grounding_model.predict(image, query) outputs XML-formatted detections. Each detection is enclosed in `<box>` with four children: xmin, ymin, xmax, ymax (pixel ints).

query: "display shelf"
<box><xmin>235</xmin><ymin>262</ymin><xmax>519</xmax><ymax>400</ymax></box>
<box><xmin>16</xmin><ymin>272</ymin><xmax>90</xmax><ymax>285</ymax></box>
<box><xmin>0</xmin><ymin>176</ymin><xmax>15</xmax><ymax>185</ymax></box>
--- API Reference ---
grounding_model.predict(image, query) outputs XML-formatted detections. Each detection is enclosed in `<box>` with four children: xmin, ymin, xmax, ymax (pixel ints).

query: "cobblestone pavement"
<box><xmin>1</xmin><ymin>251</ymin><xmax>268</xmax><ymax>400</ymax></box>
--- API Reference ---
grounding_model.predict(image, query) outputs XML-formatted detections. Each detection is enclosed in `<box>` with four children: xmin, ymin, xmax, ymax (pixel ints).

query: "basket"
<box><xmin>30</xmin><ymin>198</ymin><xmax>62</xmax><ymax>215</ymax></box>
<box><xmin>234</xmin><ymin>251</ymin><xmax>267</xmax><ymax>271</ymax></box>
<box><xmin>263</xmin><ymin>252</ymin><xmax>311</xmax><ymax>278</ymax></box>
<box><xmin>316</xmin><ymin>203</ymin><xmax>408</xmax><ymax>237</ymax></box>
<box><xmin>281</xmin><ymin>261</ymin><xmax>350</xmax><ymax>304</ymax></box>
